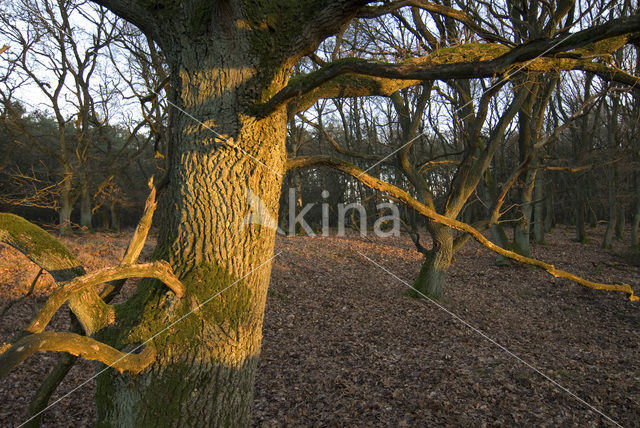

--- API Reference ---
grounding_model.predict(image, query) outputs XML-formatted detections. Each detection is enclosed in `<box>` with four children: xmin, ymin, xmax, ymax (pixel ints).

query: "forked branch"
<box><xmin>26</xmin><ymin>261</ymin><xmax>185</xmax><ymax>334</ymax></box>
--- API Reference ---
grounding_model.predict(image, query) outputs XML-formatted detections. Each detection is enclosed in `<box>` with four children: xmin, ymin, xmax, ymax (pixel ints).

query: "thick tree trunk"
<box><xmin>96</xmin><ymin>37</ymin><xmax>287</xmax><ymax>426</ymax></box>
<box><xmin>409</xmin><ymin>224</ymin><xmax>453</xmax><ymax>299</ymax></box>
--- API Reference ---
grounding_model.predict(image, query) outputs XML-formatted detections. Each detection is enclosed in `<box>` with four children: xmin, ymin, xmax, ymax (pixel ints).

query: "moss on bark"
<box><xmin>0</xmin><ymin>213</ymin><xmax>77</xmax><ymax>263</ymax></box>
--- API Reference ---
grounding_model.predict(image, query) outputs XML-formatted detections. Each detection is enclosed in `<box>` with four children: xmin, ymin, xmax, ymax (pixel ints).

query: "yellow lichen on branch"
<box><xmin>0</xmin><ymin>332</ymin><xmax>155</xmax><ymax>378</ymax></box>
<box><xmin>288</xmin><ymin>156</ymin><xmax>638</xmax><ymax>302</ymax></box>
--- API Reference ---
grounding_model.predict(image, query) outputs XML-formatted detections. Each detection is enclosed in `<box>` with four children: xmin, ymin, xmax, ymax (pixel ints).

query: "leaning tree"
<box><xmin>2</xmin><ymin>0</ymin><xmax>640</xmax><ymax>426</ymax></box>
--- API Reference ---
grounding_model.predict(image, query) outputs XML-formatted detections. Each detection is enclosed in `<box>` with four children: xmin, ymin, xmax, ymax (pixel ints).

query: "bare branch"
<box><xmin>288</xmin><ymin>155</ymin><xmax>639</xmax><ymax>301</ymax></box>
<box><xmin>540</xmin><ymin>157</ymin><xmax>623</xmax><ymax>173</ymax></box>
<box><xmin>260</xmin><ymin>15</ymin><xmax>640</xmax><ymax>116</ymax></box>
<box><xmin>0</xmin><ymin>332</ymin><xmax>155</xmax><ymax>379</ymax></box>
<box><xmin>297</xmin><ymin>113</ymin><xmax>384</xmax><ymax>161</ymax></box>
<box><xmin>357</xmin><ymin>0</ymin><xmax>510</xmax><ymax>44</ymax></box>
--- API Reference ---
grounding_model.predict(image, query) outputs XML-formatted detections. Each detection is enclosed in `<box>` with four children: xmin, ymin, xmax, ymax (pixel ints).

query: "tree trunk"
<box><xmin>514</xmin><ymin>86</ymin><xmax>537</xmax><ymax>257</ymax></box>
<box><xmin>409</xmin><ymin>224</ymin><xmax>453</xmax><ymax>299</ymax></box>
<box><xmin>291</xmin><ymin>171</ymin><xmax>304</xmax><ymax>234</ymax></box>
<box><xmin>615</xmin><ymin>205</ymin><xmax>625</xmax><ymax>240</ymax></box>
<box><xmin>514</xmin><ymin>169</ymin><xmax>535</xmax><ymax>257</ymax></box>
<box><xmin>95</xmin><ymin>37</ymin><xmax>287</xmax><ymax>427</ymax></box>
<box><xmin>632</xmin><ymin>172</ymin><xmax>640</xmax><ymax>247</ymax></box>
<box><xmin>533</xmin><ymin>171</ymin><xmax>545</xmax><ymax>243</ymax></box>
<box><xmin>80</xmin><ymin>182</ymin><xmax>92</xmax><ymax>230</ymax></box>
<box><xmin>544</xmin><ymin>185</ymin><xmax>553</xmax><ymax>233</ymax></box>
<box><xmin>602</xmin><ymin>168</ymin><xmax>617</xmax><ymax>249</ymax></box>
<box><xmin>59</xmin><ymin>175</ymin><xmax>73</xmax><ymax>235</ymax></box>
<box><xmin>602</xmin><ymin>205</ymin><xmax>617</xmax><ymax>249</ymax></box>
<box><xmin>574</xmin><ymin>176</ymin><xmax>587</xmax><ymax>242</ymax></box>
<box><xmin>110</xmin><ymin>200</ymin><xmax>120</xmax><ymax>232</ymax></box>
<box><xmin>491</xmin><ymin>224</ymin><xmax>511</xmax><ymax>265</ymax></box>
<box><xmin>603</xmin><ymin>96</ymin><xmax>619</xmax><ymax>250</ymax></box>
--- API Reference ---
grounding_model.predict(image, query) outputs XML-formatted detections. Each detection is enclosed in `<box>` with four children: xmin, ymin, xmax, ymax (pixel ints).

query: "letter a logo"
<box><xmin>241</xmin><ymin>187</ymin><xmax>284</xmax><ymax>234</ymax></box>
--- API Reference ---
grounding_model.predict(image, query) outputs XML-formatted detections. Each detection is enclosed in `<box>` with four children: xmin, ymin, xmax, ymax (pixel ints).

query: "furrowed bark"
<box><xmin>69</xmin><ymin>2</ymin><xmax>640</xmax><ymax>426</ymax></box>
<box><xmin>289</xmin><ymin>156</ymin><xmax>639</xmax><ymax>301</ymax></box>
<box><xmin>94</xmin><ymin>4</ymin><xmax>291</xmax><ymax>424</ymax></box>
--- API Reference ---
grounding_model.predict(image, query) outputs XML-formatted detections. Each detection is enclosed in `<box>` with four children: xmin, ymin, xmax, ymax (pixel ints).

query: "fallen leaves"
<box><xmin>0</xmin><ymin>225</ymin><xmax>638</xmax><ymax>426</ymax></box>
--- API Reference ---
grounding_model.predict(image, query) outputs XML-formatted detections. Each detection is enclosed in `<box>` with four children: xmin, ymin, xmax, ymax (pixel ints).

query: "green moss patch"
<box><xmin>0</xmin><ymin>213</ymin><xmax>76</xmax><ymax>260</ymax></box>
<box><xmin>105</xmin><ymin>261</ymin><xmax>252</xmax><ymax>357</ymax></box>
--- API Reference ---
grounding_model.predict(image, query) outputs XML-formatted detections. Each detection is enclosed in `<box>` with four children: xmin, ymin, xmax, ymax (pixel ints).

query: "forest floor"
<box><xmin>0</xmin><ymin>224</ymin><xmax>639</xmax><ymax>427</ymax></box>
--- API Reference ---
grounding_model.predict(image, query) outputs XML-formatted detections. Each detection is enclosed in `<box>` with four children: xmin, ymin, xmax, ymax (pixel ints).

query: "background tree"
<box><xmin>0</xmin><ymin>0</ymin><xmax>158</xmax><ymax>232</ymax></box>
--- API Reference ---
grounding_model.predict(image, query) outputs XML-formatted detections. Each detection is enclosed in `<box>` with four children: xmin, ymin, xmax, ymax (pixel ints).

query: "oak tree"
<box><xmin>2</xmin><ymin>1</ymin><xmax>640</xmax><ymax>425</ymax></box>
